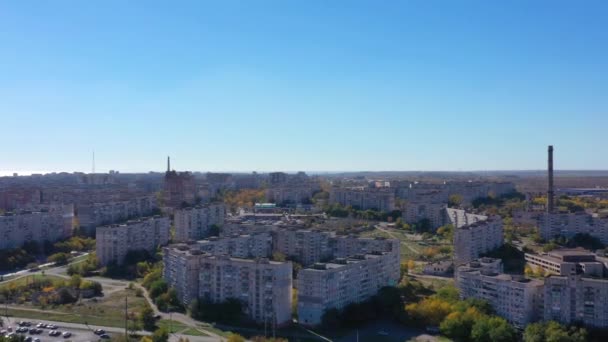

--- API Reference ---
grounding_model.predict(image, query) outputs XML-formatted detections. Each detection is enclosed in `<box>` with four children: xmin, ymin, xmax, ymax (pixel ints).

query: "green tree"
<box><xmin>523</xmin><ymin>322</ymin><xmax>545</xmax><ymax>342</ymax></box>
<box><xmin>47</xmin><ymin>252</ymin><xmax>69</xmax><ymax>265</ymax></box>
<box><xmin>152</xmin><ymin>328</ymin><xmax>169</xmax><ymax>342</ymax></box>
<box><xmin>140</xmin><ymin>305</ymin><xmax>156</xmax><ymax>331</ymax></box>
<box><xmin>226</xmin><ymin>334</ymin><xmax>245</xmax><ymax>342</ymax></box>
<box><xmin>69</xmin><ymin>274</ymin><xmax>82</xmax><ymax>288</ymax></box>
<box><xmin>471</xmin><ymin>316</ymin><xmax>516</xmax><ymax>342</ymax></box>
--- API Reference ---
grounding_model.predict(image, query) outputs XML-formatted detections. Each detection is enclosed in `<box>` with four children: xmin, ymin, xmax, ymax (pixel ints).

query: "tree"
<box><xmin>209</xmin><ymin>224</ymin><xmax>220</xmax><ymax>237</ymax></box>
<box><xmin>471</xmin><ymin>316</ymin><xmax>516</xmax><ymax>342</ymax></box>
<box><xmin>140</xmin><ymin>305</ymin><xmax>156</xmax><ymax>331</ymax></box>
<box><xmin>47</xmin><ymin>252</ymin><xmax>69</xmax><ymax>265</ymax></box>
<box><xmin>448</xmin><ymin>194</ymin><xmax>463</xmax><ymax>207</ymax></box>
<box><xmin>523</xmin><ymin>322</ymin><xmax>545</xmax><ymax>342</ymax></box>
<box><xmin>152</xmin><ymin>328</ymin><xmax>169</xmax><ymax>342</ymax></box>
<box><xmin>226</xmin><ymin>333</ymin><xmax>245</xmax><ymax>342</ymax></box>
<box><xmin>149</xmin><ymin>280</ymin><xmax>168</xmax><ymax>298</ymax></box>
<box><xmin>271</xmin><ymin>251</ymin><xmax>286</xmax><ymax>262</ymax></box>
<box><xmin>69</xmin><ymin>274</ymin><xmax>82</xmax><ymax>288</ymax></box>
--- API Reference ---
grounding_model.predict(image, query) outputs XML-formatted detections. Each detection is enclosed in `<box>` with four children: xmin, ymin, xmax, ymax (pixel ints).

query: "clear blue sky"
<box><xmin>1</xmin><ymin>1</ymin><xmax>607</xmax><ymax>174</ymax></box>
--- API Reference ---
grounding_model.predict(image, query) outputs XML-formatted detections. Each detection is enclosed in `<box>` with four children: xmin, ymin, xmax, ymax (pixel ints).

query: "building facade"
<box><xmin>453</xmin><ymin>216</ymin><xmax>503</xmax><ymax>265</ymax></box>
<box><xmin>329</xmin><ymin>187</ymin><xmax>396</xmax><ymax>212</ymax></box>
<box><xmin>297</xmin><ymin>252</ymin><xmax>401</xmax><ymax>326</ymax></box>
<box><xmin>96</xmin><ymin>216</ymin><xmax>170</xmax><ymax>265</ymax></box>
<box><xmin>174</xmin><ymin>203</ymin><xmax>226</xmax><ymax>242</ymax></box>
<box><xmin>0</xmin><ymin>205</ymin><xmax>73</xmax><ymax>250</ymax></box>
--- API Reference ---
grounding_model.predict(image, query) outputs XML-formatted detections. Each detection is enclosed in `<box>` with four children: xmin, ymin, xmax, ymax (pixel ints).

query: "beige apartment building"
<box><xmin>96</xmin><ymin>216</ymin><xmax>170</xmax><ymax>265</ymax></box>
<box><xmin>173</xmin><ymin>203</ymin><xmax>226</xmax><ymax>242</ymax></box>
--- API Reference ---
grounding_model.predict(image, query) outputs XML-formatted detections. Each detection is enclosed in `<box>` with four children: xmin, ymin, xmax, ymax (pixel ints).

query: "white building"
<box><xmin>539</xmin><ymin>212</ymin><xmax>608</xmax><ymax>244</ymax></box>
<box><xmin>525</xmin><ymin>248</ymin><xmax>604</xmax><ymax>277</ymax></box>
<box><xmin>456</xmin><ymin>259</ymin><xmax>543</xmax><ymax>329</ymax></box>
<box><xmin>163</xmin><ymin>244</ymin><xmax>205</xmax><ymax>305</ymax></box>
<box><xmin>329</xmin><ymin>187</ymin><xmax>396</xmax><ymax>212</ymax></box>
<box><xmin>198</xmin><ymin>255</ymin><xmax>293</xmax><ymax>326</ymax></box>
<box><xmin>453</xmin><ymin>215</ymin><xmax>503</xmax><ymax>265</ymax></box>
<box><xmin>273</xmin><ymin>229</ymin><xmax>333</xmax><ymax>266</ymax></box>
<box><xmin>77</xmin><ymin>196</ymin><xmax>157</xmax><ymax>234</ymax></box>
<box><xmin>174</xmin><ymin>204</ymin><xmax>226</xmax><ymax>242</ymax></box>
<box><xmin>196</xmin><ymin>233</ymin><xmax>272</xmax><ymax>259</ymax></box>
<box><xmin>297</xmin><ymin>252</ymin><xmax>401</xmax><ymax>326</ymax></box>
<box><xmin>96</xmin><ymin>216</ymin><xmax>170</xmax><ymax>265</ymax></box>
<box><xmin>544</xmin><ymin>275</ymin><xmax>608</xmax><ymax>328</ymax></box>
<box><xmin>0</xmin><ymin>205</ymin><xmax>73</xmax><ymax>250</ymax></box>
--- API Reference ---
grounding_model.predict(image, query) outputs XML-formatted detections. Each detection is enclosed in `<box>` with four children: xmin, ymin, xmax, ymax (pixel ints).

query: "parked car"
<box><xmin>94</xmin><ymin>329</ymin><xmax>106</xmax><ymax>335</ymax></box>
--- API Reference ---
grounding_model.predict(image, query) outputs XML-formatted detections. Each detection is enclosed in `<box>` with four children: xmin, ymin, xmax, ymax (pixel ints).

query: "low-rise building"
<box><xmin>174</xmin><ymin>203</ymin><xmax>226</xmax><ymax>242</ymax></box>
<box><xmin>423</xmin><ymin>260</ymin><xmax>454</xmax><ymax>276</ymax></box>
<box><xmin>525</xmin><ymin>249</ymin><xmax>604</xmax><ymax>277</ymax></box>
<box><xmin>96</xmin><ymin>216</ymin><xmax>170</xmax><ymax>265</ymax></box>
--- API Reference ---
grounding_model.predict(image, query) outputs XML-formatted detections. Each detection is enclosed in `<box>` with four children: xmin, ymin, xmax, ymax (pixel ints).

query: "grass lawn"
<box><xmin>6</xmin><ymin>288</ymin><xmax>148</xmax><ymax>328</ymax></box>
<box><xmin>181</xmin><ymin>328</ymin><xmax>209</xmax><ymax>336</ymax></box>
<box><xmin>0</xmin><ymin>274</ymin><xmax>66</xmax><ymax>290</ymax></box>
<box><xmin>157</xmin><ymin>319</ymin><xmax>189</xmax><ymax>333</ymax></box>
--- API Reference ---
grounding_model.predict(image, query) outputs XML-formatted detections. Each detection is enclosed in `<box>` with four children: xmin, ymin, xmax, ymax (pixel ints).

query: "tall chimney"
<box><xmin>547</xmin><ymin>145</ymin><xmax>554</xmax><ymax>213</ymax></box>
<box><xmin>167</xmin><ymin>156</ymin><xmax>171</xmax><ymax>173</ymax></box>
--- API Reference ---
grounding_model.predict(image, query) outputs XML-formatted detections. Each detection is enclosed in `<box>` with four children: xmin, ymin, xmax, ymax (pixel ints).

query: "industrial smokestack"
<box><xmin>547</xmin><ymin>145</ymin><xmax>554</xmax><ymax>213</ymax></box>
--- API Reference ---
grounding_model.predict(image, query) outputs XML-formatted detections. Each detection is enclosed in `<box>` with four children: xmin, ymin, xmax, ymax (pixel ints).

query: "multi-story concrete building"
<box><xmin>96</xmin><ymin>216</ymin><xmax>170</xmax><ymax>265</ymax></box>
<box><xmin>198</xmin><ymin>255</ymin><xmax>293</xmax><ymax>326</ymax></box>
<box><xmin>329</xmin><ymin>187</ymin><xmax>396</xmax><ymax>212</ymax></box>
<box><xmin>456</xmin><ymin>259</ymin><xmax>543</xmax><ymax>329</ymax></box>
<box><xmin>525</xmin><ymin>249</ymin><xmax>604</xmax><ymax>277</ymax></box>
<box><xmin>544</xmin><ymin>275</ymin><xmax>608</xmax><ymax>328</ymax></box>
<box><xmin>266</xmin><ymin>187</ymin><xmax>314</xmax><ymax>206</ymax></box>
<box><xmin>453</xmin><ymin>215</ymin><xmax>503</xmax><ymax>265</ymax></box>
<box><xmin>403</xmin><ymin>200</ymin><xmax>447</xmax><ymax>229</ymax></box>
<box><xmin>163</xmin><ymin>244</ymin><xmax>205</xmax><ymax>305</ymax></box>
<box><xmin>77</xmin><ymin>195</ymin><xmax>157</xmax><ymax>234</ymax></box>
<box><xmin>0</xmin><ymin>205</ymin><xmax>73</xmax><ymax>250</ymax></box>
<box><xmin>174</xmin><ymin>204</ymin><xmax>226</xmax><ymax>242</ymax></box>
<box><xmin>196</xmin><ymin>233</ymin><xmax>273</xmax><ymax>259</ymax></box>
<box><xmin>273</xmin><ymin>230</ymin><xmax>333</xmax><ymax>266</ymax></box>
<box><xmin>163</xmin><ymin>158</ymin><xmax>196</xmax><ymax>208</ymax></box>
<box><xmin>444</xmin><ymin>208</ymin><xmax>488</xmax><ymax>228</ymax></box>
<box><xmin>297</xmin><ymin>251</ymin><xmax>401</xmax><ymax>326</ymax></box>
<box><xmin>539</xmin><ymin>212</ymin><xmax>608</xmax><ymax>245</ymax></box>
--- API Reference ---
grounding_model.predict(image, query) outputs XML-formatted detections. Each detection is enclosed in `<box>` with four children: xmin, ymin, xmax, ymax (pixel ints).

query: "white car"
<box><xmin>62</xmin><ymin>331</ymin><xmax>72</xmax><ymax>338</ymax></box>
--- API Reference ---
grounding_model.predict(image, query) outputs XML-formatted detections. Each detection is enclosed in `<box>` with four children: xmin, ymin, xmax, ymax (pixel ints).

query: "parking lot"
<box><xmin>1</xmin><ymin>319</ymin><xmax>118</xmax><ymax>342</ymax></box>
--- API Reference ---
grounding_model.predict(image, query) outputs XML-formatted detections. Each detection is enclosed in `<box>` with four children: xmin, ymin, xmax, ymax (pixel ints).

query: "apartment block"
<box><xmin>77</xmin><ymin>195</ymin><xmax>157</xmax><ymax>234</ymax></box>
<box><xmin>196</xmin><ymin>233</ymin><xmax>273</xmax><ymax>259</ymax></box>
<box><xmin>297</xmin><ymin>252</ymin><xmax>401</xmax><ymax>326</ymax></box>
<box><xmin>544</xmin><ymin>275</ymin><xmax>608</xmax><ymax>328</ymax></box>
<box><xmin>273</xmin><ymin>229</ymin><xmax>333</xmax><ymax>266</ymax></box>
<box><xmin>163</xmin><ymin>244</ymin><xmax>205</xmax><ymax>305</ymax></box>
<box><xmin>96</xmin><ymin>216</ymin><xmax>170</xmax><ymax>265</ymax></box>
<box><xmin>0</xmin><ymin>205</ymin><xmax>73</xmax><ymax>250</ymax></box>
<box><xmin>198</xmin><ymin>255</ymin><xmax>293</xmax><ymax>326</ymax></box>
<box><xmin>174</xmin><ymin>203</ymin><xmax>226</xmax><ymax>242</ymax></box>
<box><xmin>457</xmin><ymin>259</ymin><xmax>543</xmax><ymax>329</ymax></box>
<box><xmin>453</xmin><ymin>215</ymin><xmax>503</xmax><ymax>265</ymax></box>
<box><xmin>539</xmin><ymin>212</ymin><xmax>608</xmax><ymax>245</ymax></box>
<box><xmin>329</xmin><ymin>187</ymin><xmax>396</xmax><ymax>212</ymax></box>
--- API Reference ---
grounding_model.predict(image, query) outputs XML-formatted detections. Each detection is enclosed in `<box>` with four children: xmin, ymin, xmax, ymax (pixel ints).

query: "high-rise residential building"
<box><xmin>329</xmin><ymin>187</ymin><xmax>396</xmax><ymax>212</ymax></box>
<box><xmin>173</xmin><ymin>203</ymin><xmax>226</xmax><ymax>242</ymax></box>
<box><xmin>0</xmin><ymin>205</ymin><xmax>73</xmax><ymax>250</ymax></box>
<box><xmin>96</xmin><ymin>216</ymin><xmax>170</xmax><ymax>265</ymax></box>
<box><xmin>196</xmin><ymin>233</ymin><xmax>273</xmax><ymax>259</ymax></box>
<box><xmin>273</xmin><ymin>229</ymin><xmax>333</xmax><ymax>266</ymax></box>
<box><xmin>403</xmin><ymin>201</ymin><xmax>447</xmax><ymax>229</ymax></box>
<box><xmin>198</xmin><ymin>255</ymin><xmax>293</xmax><ymax>326</ymax></box>
<box><xmin>163</xmin><ymin>244</ymin><xmax>205</xmax><ymax>305</ymax></box>
<box><xmin>539</xmin><ymin>212</ymin><xmax>608</xmax><ymax>245</ymax></box>
<box><xmin>297</xmin><ymin>251</ymin><xmax>401</xmax><ymax>326</ymax></box>
<box><xmin>77</xmin><ymin>195</ymin><xmax>157</xmax><ymax>234</ymax></box>
<box><xmin>456</xmin><ymin>259</ymin><xmax>543</xmax><ymax>329</ymax></box>
<box><xmin>453</xmin><ymin>215</ymin><xmax>503</xmax><ymax>265</ymax></box>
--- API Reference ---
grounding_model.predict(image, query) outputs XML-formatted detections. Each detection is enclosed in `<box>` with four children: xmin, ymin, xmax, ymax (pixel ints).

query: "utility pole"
<box><xmin>124</xmin><ymin>296</ymin><xmax>128</xmax><ymax>341</ymax></box>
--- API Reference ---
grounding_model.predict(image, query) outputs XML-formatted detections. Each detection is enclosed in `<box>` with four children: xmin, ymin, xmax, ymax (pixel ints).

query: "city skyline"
<box><xmin>2</xmin><ymin>1</ymin><xmax>607</xmax><ymax>173</ymax></box>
